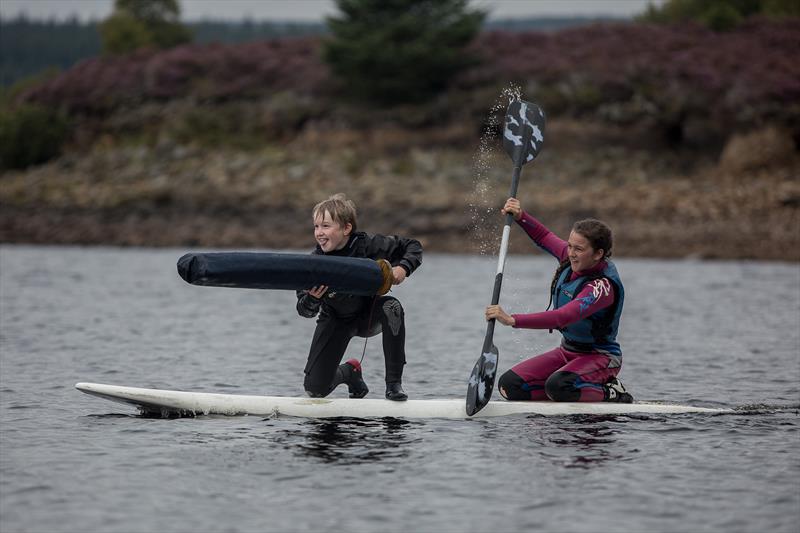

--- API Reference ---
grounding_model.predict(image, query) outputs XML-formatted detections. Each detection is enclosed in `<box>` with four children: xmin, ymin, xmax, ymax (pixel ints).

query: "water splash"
<box><xmin>468</xmin><ymin>84</ymin><xmax>523</xmax><ymax>256</ymax></box>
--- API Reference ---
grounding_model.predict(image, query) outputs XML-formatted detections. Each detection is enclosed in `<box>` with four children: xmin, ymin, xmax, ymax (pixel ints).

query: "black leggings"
<box><xmin>303</xmin><ymin>296</ymin><xmax>406</xmax><ymax>397</ymax></box>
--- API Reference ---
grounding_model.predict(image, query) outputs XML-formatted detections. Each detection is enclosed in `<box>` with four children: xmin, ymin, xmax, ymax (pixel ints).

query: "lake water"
<box><xmin>1</xmin><ymin>245</ymin><xmax>798</xmax><ymax>533</ymax></box>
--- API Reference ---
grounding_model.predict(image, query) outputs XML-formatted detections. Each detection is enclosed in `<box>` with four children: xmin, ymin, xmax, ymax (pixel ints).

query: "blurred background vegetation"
<box><xmin>1</xmin><ymin>0</ymin><xmax>798</xmax><ymax>259</ymax></box>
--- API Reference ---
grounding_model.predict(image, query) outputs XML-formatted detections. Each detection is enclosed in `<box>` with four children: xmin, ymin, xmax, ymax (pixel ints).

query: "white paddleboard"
<box><xmin>75</xmin><ymin>382</ymin><xmax>729</xmax><ymax>419</ymax></box>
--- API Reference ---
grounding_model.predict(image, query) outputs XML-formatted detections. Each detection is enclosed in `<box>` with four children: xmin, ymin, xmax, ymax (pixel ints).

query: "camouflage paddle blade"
<box><xmin>466</xmin><ymin>344</ymin><xmax>499</xmax><ymax>416</ymax></box>
<box><xmin>502</xmin><ymin>99</ymin><xmax>546</xmax><ymax>166</ymax></box>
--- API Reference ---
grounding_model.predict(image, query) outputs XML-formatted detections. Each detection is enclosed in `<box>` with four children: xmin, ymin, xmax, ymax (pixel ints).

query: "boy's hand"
<box><xmin>308</xmin><ymin>285</ymin><xmax>328</xmax><ymax>299</ymax></box>
<box><xmin>392</xmin><ymin>266</ymin><xmax>407</xmax><ymax>285</ymax></box>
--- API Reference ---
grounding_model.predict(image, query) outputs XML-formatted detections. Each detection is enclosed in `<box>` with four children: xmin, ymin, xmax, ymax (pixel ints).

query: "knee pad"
<box><xmin>545</xmin><ymin>371</ymin><xmax>581</xmax><ymax>402</ymax></box>
<box><xmin>380</xmin><ymin>298</ymin><xmax>404</xmax><ymax>336</ymax></box>
<box><xmin>498</xmin><ymin>370</ymin><xmax>531</xmax><ymax>401</ymax></box>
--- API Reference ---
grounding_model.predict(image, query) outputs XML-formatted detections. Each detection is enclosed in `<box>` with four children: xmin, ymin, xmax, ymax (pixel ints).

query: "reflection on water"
<box><xmin>523</xmin><ymin>415</ymin><xmax>625</xmax><ymax>469</ymax></box>
<box><xmin>276</xmin><ymin>417</ymin><xmax>421</xmax><ymax>464</ymax></box>
<box><xmin>549</xmin><ymin>419</ymin><xmax>620</xmax><ymax>469</ymax></box>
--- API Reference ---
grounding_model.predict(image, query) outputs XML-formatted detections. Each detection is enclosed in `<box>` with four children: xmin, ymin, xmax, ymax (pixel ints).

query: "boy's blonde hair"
<box><xmin>313</xmin><ymin>193</ymin><xmax>358</xmax><ymax>231</ymax></box>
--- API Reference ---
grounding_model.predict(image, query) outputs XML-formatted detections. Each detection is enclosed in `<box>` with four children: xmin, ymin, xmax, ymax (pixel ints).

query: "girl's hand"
<box><xmin>486</xmin><ymin>304</ymin><xmax>515</xmax><ymax>326</ymax></box>
<box><xmin>501</xmin><ymin>197</ymin><xmax>522</xmax><ymax>221</ymax></box>
<box><xmin>308</xmin><ymin>285</ymin><xmax>328</xmax><ymax>299</ymax></box>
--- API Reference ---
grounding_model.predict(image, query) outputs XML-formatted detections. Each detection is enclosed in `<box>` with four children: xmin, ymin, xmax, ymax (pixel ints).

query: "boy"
<box><xmin>296</xmin><ymin>193</ymin><xmax>423</xmax><ymax>401</ymax></box>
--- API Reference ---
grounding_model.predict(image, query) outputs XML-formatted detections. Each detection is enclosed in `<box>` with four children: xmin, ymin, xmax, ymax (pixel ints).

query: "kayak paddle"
<box><xmin>466</xmin><ymin>98</ymin><xmax>546</xmax><ymax>416</ymax></box>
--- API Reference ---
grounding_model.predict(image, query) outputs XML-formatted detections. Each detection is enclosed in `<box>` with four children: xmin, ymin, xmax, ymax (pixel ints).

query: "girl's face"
<box><xmin>314</xmin><ymin>211</ymin><xmax>352</xmax><ymax>252</ymax></box>
<box><xmin>567</xmin><ymin>231</ymin><xmax>604</xmax><ymax>272</ymax></box>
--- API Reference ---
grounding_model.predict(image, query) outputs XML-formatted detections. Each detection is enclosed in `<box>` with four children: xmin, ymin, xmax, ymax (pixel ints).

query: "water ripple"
<box><xmin>1</xmin><ymin>246</ymin><xmax>799</xmax><ymax>533</ymax></box>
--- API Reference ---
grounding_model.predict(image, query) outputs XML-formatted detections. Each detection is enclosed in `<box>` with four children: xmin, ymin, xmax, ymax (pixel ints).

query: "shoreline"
<box><xmin>2</xmin><ymin>201</ymin><xmax>797</xmax><ymax>262</ymax></box>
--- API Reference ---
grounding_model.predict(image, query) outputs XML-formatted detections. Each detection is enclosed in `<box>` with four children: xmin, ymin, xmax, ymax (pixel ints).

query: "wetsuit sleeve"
<box><xmin>295</xmin><ymin>246</ymin><xmax>325</xmax><ymax>318</ymax></box>
<box><xmin>364</xmin><ymin>234</ymin><xmax>423</xmax><ymax>276</ymax></box>
<box><xmin>517</xmin><ymin>211</ymin><xmax>568</xmax><ymax>262</ymax></box>
<box><xmin>296</xmin><ymin>289</ymin><xmax>322</xmax><ymax>318</ymax></box>
<box><xmin>512</xmin><ymin>278</ymin><xmax>615</xmax><ymax>330</ymax></box>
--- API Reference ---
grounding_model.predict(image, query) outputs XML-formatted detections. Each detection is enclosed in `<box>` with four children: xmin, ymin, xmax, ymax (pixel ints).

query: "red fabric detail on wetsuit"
<box><xmin>511</xmin><ymin>277</ymin><xmax>615</xmax><ymax>330</ymax></box>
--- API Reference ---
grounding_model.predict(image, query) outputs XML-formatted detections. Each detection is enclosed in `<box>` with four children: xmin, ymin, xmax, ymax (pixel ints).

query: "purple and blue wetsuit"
<box><xmin>498</xmin><ymin>212</ymin><xmax>624</xmax><ymax>402</ymax></box>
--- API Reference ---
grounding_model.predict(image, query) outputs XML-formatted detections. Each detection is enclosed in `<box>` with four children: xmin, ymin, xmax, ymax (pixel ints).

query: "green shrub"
<box><xmin>638</xmin><ymin>0</ymin><xmax>799</xmax><ymax>30</ymax></box>
<box><xmin>0</xmin><ymin>104</ymin><xmax>70</xmax><ymax>170</ymax></box>
<box><xmin>165</xmin><ymin>94</ymin><xmax>321</xmax><ymax>149</ymax></box>
<box><xmin>0</xmin><ymin>68</ymin><xmax>61</xmax><ymax>107</ymax></box>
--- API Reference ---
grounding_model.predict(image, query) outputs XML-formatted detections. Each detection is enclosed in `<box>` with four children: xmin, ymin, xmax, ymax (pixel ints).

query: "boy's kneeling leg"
<box><xmin>304</xmin><ymin>376</ymin><xmax>333</xmax><ymax>398</ymax></box>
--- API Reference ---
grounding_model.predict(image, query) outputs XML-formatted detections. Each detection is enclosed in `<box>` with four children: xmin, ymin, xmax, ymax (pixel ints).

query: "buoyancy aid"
<box><xmin>552</xmin><ymin>260</ymin><xmax>624</xmax><ymax>356</ymax></box>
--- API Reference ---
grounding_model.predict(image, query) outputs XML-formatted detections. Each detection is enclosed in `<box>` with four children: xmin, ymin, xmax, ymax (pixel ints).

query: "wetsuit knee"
<box><xmin>303</xmin><ymin>375</ymin><xmax>334</xmax><ymax>398</ymax></box>
<box><xmin>545</xmin><ymin>371</ymin><xmax>581</xmax><ymax>402</ymax></box>
<box><xmin>498</xmin><ymin>370</ymin><xmax>530</xmax><ymax>401</ymax></box>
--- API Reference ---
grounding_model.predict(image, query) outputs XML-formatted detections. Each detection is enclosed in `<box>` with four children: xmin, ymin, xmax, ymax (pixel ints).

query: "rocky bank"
<box><xmin>1</xmin><ymin>120</ymin><xmax>798</xmax><ymax>261</ymax></box>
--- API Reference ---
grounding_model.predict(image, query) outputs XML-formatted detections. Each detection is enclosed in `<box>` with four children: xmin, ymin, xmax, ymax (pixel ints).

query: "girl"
<box><xmin>486</xmin><ymin>197</ymin><xmax>632</xmax><ymax>403</ymax></box>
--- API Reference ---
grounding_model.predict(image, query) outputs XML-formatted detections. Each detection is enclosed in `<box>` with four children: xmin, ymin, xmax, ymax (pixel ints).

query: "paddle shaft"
<box><xmin>482</xmin><ymin>138</ymin><xmax>528</xmax><ymax>352</ymax></box>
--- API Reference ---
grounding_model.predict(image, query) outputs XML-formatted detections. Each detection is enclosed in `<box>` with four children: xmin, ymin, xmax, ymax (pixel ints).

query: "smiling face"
<box><xmin>567</xmin><ymin>230</ymin><xmax>605</xmax><ymax>272</ymax></box>
<box><xmin>314</xmin><ymin>210</ymin><xmax>352</xmax><ymax>253</ymax></box>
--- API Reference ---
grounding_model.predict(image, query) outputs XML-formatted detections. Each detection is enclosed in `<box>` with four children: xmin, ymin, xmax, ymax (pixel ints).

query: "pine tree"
<box><xmin>100</xmin><ymin>0</ymin><xmax>192</xmax><ymax>55</ymax></box>
<box><xmin>323</xmin><ymin>0</ymin><xmax>485</xmax><ymax>104</ymax></box>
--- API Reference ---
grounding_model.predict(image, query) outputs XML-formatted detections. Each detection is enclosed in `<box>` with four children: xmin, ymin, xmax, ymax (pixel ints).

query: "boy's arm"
<box><xmin>517</xmin><ymin>211</ymin><xmax>568</xmax><ymax>262</ymax></box>
<box><xmin>366</xmin><ymin>234</ymin><xmax>423</xmax><ymax>276</ymax></box>
<box><xmin>296</xmin><ymin>289</ymin><xmax>322</xmax><ymax>318</ymax></box>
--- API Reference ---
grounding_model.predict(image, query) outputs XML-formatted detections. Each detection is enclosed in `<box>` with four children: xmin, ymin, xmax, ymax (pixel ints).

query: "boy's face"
<box><xmin>314</xmin><ymin>211</ymin><xmax>352</xmax><ymax>253</ymax></box>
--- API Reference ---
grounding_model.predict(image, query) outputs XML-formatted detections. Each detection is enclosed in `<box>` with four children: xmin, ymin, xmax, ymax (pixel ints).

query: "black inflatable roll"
<box><xmin>177</xmin><ymin>252</ymin><xmax>393</xmax><ymax>296</ymax></box>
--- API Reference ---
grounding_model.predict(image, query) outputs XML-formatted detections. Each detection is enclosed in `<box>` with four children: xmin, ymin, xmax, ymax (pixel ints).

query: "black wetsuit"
<box><xmin>296</xmin><ymin>231</ymin><xmax>423</xmax><ymax>397</ymax></box>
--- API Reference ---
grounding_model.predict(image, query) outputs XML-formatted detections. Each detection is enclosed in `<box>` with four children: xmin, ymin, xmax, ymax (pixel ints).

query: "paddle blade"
<box><xmin>466</xmin><ymin>344</ymin><xmax>499</xmax><ymax>416</ymax></box>
<box><xmin>502</xmin><ymin>99</ymin><xmax>546</xmax><ymax>166</ymax></box>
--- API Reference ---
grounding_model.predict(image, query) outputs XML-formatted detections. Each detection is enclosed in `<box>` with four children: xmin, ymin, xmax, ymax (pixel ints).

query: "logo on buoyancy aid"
<box><xmin>561</xmin><ymin>279</ymin><xmax>608</xmax><ymax>305</ymax></box>
<box><xmin>590</xmin><ymin>279</ymin><xmax>612</xmax><ymax>299</ymax></box>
